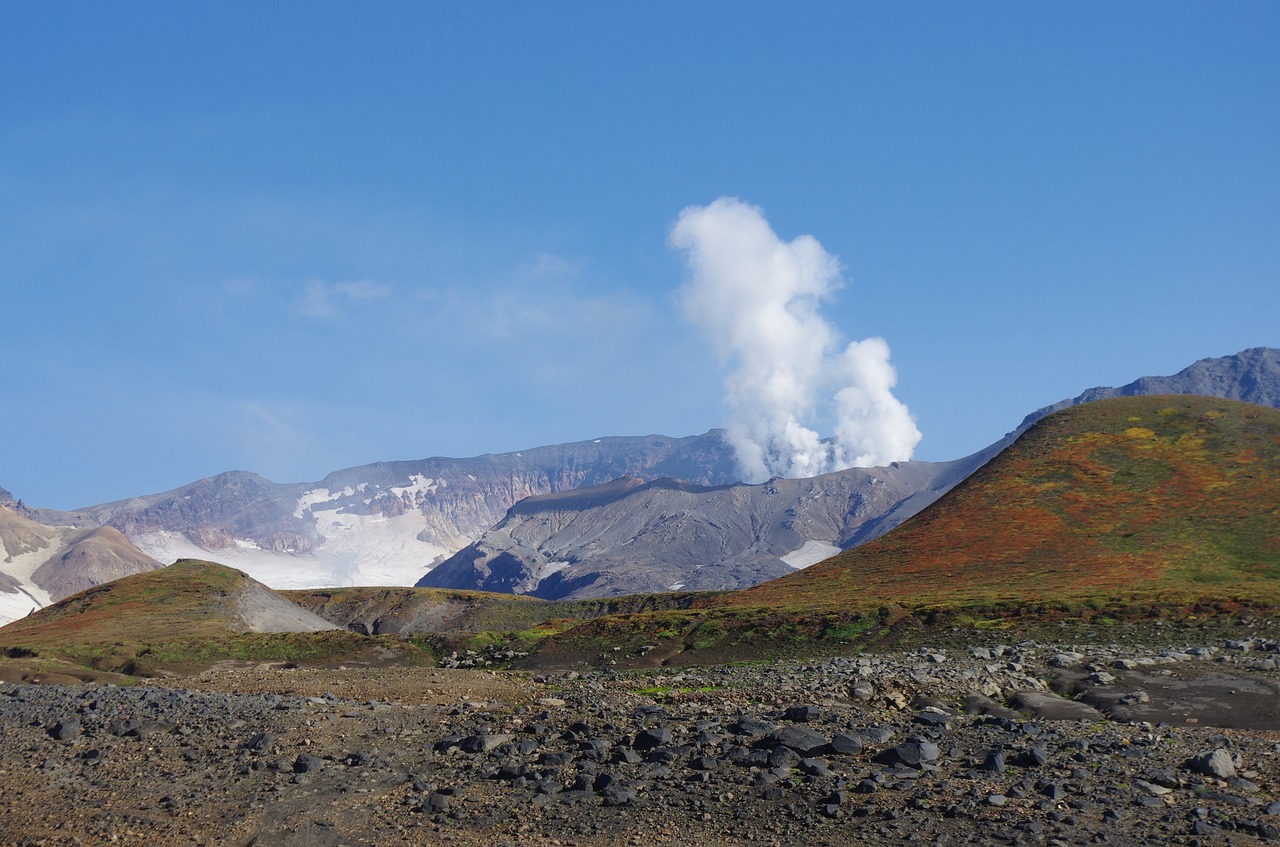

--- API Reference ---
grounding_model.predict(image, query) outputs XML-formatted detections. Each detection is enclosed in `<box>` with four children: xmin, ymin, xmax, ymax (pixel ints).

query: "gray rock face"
<box><xmin>1008</xmin><ymin>691</ymin><xmax>1107</xmax><ymax>722</ymax></box>
<box><xmin>769</xmin><ymin>725</ymin><xmax>830</xmax><ymax>756</ymax></box>
<box><xmin>48</xmin><ymin>433</ymin><xmax>740</xmax><ymax>555</ymax></box>
<box><xmin>877</xmin><ymin>738</ymin><xmax>939</xmax><ymax>767</ymax></box>
<box><xmin>459</xmin><ymin>734</ymin><xmax>514</xmax><ymax>754</ymax></box>
<box><xmin>418</xmin><ymin>453</ymin><xmax>992</xmax><ymax>599</ymax></box>
<box><xmin>229</xmin><ymin>581</ymin><xmax>340</xmax><ymax>634</ymax></box>
<box><xmin>19</xmin><ymin>432</ymin><xmax>742</xmax><ymax>591</ymax></box>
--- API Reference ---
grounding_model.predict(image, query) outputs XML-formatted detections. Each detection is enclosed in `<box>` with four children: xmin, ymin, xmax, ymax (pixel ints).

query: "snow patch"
<box><xmin>537</xmin><ymin>560</ymin><xmax>570</xmax><ymax>581</ymax></box>
<box><xmin>781</xmin><ymin>540</ymin><xmax>841</xmax><ymax>570</ymax></box>
<box><xmin>0</xmin><ymin>579</ymin><xmax>51</xmax><ymax>627</ymax></box>
<box><xmin>667</xmin><ymin>582</ymin><xmax>685</xmax><ymax>591</ymax></box>
<box><xmin>0</xmin><ymin>530</ymin><xmax>64</xmax><ymax>583</ymax></box>
<box><xmin>390</xmin><ymin>474</ymin><xmax>438</xmax><ymax>498</ymax></box>
<box><xmin>134</xmin><ymin>525</ymin><xmax>448</xmax><ymax>592</ymax></box>
<box><xmin>0</xmin><ymin>523</ymin><xmax>66</xmax><ymax>624</ymax></box>
<box><xmin>314</xmin><ymin>510</ymin><xmax>446</xmax><ymax>583</ymax></box>
<box><xmin>293</xmin><ymin>486</ymin><xmax>356</xmax><ymax>518</ymax></box>
<box><xmin>295</xmin><ymin>477</ymin><xmax>440</xmax><ymax>521</ymax></box>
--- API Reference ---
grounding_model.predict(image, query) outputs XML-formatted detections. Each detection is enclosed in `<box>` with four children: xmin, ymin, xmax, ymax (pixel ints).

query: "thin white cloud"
<box><xmin>221</xmin><ymin>277</ymin><xmax>258</xmax><ymax>297</ymax></box>
<box><xmin>296</xmin><ymin>280</ymin><xmax>337</xmax><ymax>319</ymax></box>
<box><xmin>333</xmin><ymin>280</ymin><xmax>391</xmax><ymax>301</ymax></box>
<box><xmin>293</xmin><ymin>278</ymin><xmax>391</xmax><ymax>320</ymax></box>
<box><xmin>529</xmin><ymin>251</ymin><xmax>582</xmax><ymax>277</ymax></box>
<box><xmin>476</xmin><ymin>283</ymin><xmax>649</xmax><ymax>346</ymax></box>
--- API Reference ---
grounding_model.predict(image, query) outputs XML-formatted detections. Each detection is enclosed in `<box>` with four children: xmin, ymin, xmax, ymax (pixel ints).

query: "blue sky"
<box><xmin>2</xmin><ymin>2</ymin><xmax>1277</xmax><ymax>509</ymax></box>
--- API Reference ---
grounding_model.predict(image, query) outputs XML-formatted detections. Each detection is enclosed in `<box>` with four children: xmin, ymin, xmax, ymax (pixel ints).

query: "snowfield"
<box><xmin>133</xmin><ymin>475</ymin><xmax>461</xmax><ymax>591</ymax></box>
<box><xmin>0</xmin><ymin>542</ymin><xmax>58</xmax><ymax>626</ymax></box>
<box><xmin>0</xmin><ymin>585</ymin><xmax>47</xmax><ymax>627</ymax></box>
<box><xmin>781</xmin><ymin>540</ymin><xmax>842</xmax><ymax>570</ymax></box>
<box><xmin>134</xmin><ymin>517</ymin><xmax>448</xmax><ymax>592</ymax></box>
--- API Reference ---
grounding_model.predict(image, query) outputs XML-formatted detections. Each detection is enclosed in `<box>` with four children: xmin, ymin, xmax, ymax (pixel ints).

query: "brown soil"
<box><xmin>157</xmin><ymin>661</ymin><xmax>538</xmax><ymax>706</ymax></box>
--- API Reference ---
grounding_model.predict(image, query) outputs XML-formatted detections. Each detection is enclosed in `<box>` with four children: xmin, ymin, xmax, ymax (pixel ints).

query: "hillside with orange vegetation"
<box><xmin>710</xmin><ymin>395</ymin><xmax>1280</xmax><ymax>613</ymax></box>
<box><xmin>0</xmin><ymin>560</ymin><xmax>435</xmax><ymax>674</ymax></box>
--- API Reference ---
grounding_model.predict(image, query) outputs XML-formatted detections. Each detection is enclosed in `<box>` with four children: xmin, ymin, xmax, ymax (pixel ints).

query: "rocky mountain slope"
<box><xmin>417</xmin><ymin>452</ymin><xmax>993</xmax><ymax>599</ymax></box>
<box><xmin>423</xmin><ymin>349</ymin><xmax>1280</xmax><ymax>600</ymax></box>
<box><xmin>28</xmin><ymin>432</ymin><xmax>739</xmax><ymax>591</ymax></box>
<box><xmin>0</xmin><ymin>503</ymin><xmax>161</xmax><ymax>626</ymax></box>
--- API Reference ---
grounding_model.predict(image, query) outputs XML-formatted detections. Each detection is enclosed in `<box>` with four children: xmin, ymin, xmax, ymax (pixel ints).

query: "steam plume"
<box><xmin>670</xmin><ymin>197</ymin><xmax>921</xmax><ymax>482</ymax></box>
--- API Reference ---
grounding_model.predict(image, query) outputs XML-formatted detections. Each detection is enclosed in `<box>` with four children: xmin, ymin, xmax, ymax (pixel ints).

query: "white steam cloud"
<box><xmin>670</xmin><ymin>197</ymin><xmax>921</xmax><ymax>482</ymax></box>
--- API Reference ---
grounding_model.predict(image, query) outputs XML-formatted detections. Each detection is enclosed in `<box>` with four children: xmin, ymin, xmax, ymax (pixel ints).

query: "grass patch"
<box><xmin>687</xmin><ymin>619</ymin><xmax>725</xmax><ymax>650</ymax></box>
<box><xmin>823</xmin><ymin>617</ymin><xmax>877</xmax><ymax>640</ymax></box>
<box><xmin>0</xmin><ymin>560</ymin><xmax>440</xmax><ymax>675</ymax></box>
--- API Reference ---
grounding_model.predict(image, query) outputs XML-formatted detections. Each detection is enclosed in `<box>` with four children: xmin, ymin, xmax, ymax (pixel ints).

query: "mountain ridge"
<box><xmin>14</xmin><ymin>432</ymin><xmax>741</xmax><ymax>593</ymax></box>
<box><xmin>416</xmin><ymin>454</ymin><xmax>991</xmax><ymax>598</ymax></box>
<box><xmin>422</xmin><ymin>348</ymin><xmax>1280</xmax><ymax>599</ymax></box>
<box><xmin>1017</xmin><ymin>347</ymin><xmax>1280</xmax><ymax>430</ymax></box>
<box><xmin>3</xmin><ymin>348</ymin><xmax>1278</xmax><ymax>610</ymax></box>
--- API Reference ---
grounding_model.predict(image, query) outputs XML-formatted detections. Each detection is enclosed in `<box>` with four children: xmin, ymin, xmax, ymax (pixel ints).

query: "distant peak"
<box><xmin>1018</xmin><ymin>347</ymin><xmax>1280</xmax><ymax>433</ymax></box>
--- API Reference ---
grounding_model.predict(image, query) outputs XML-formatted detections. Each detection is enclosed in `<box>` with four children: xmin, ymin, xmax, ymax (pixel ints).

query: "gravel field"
<box><xmin>5</xmin><ymin>639</ymin><xmax>1280</xmax><ymax>846</ymax></box>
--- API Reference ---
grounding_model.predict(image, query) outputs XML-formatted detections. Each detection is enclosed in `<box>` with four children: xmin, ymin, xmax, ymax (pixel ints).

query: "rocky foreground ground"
<box><xmin>5</xmin><ymin>639</ymin><xmax>1280</xmax><ymax>846</ymax></box>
